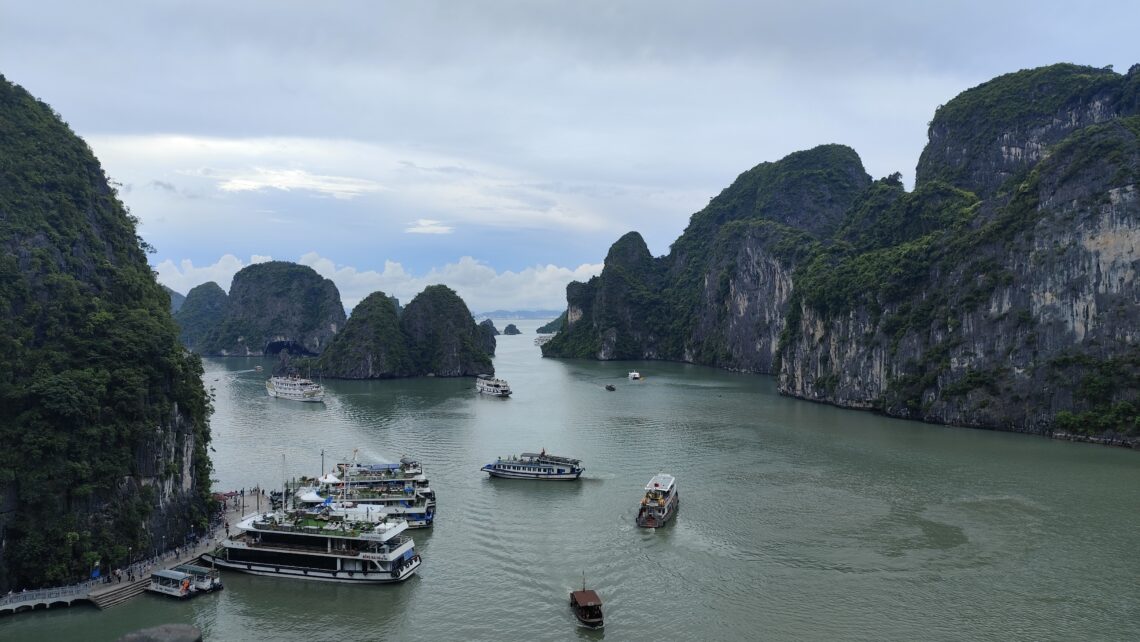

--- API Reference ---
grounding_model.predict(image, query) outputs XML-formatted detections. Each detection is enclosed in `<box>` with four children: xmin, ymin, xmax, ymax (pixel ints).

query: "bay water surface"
<box><xmin>4</xmin><ymin>320</ymin><xmax>1139</xmax><ymax>641</ymax></box>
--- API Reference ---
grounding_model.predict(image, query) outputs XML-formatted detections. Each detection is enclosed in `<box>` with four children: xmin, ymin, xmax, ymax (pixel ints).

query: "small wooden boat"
<box><xmin>570</xmin><ymin>588</ymin><xmax>604</xmax><ymax>628</ymax></box>
<box><xmin>605</xmin><ymin>384</ymin><xmax>616</xmax><ymax>391</ymax></box>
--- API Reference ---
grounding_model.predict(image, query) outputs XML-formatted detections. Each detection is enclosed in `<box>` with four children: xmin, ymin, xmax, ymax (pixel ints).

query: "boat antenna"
<box><xmin>582</xmin><ymin>570</ymin><xmax>586</xmax><ymax>591</ymax></box>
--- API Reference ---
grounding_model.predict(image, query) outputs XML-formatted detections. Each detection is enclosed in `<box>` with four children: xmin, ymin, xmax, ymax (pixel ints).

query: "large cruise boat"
<box><xmin>481</xmin><ymin>451</ymin><xmax>584</xmax><ymax>480</ymax></box>
<box><xmin>635</xmin><ymin>474</ymin><xmax>679</xmax><ymax>528</ymax></box>
<box><xmin>266</xmin><ymin>375</ymin><xmax>325</xmax><ymax>403</ymax></box>
<box><xmin>201</xmin><ymin>505</ymin><xmax>421</xmax><ymax>584</ymax></box>
<box><xmin>475</xmin><ymin>374</ymin><xmax>512</xmax><ymax>397</ymax></box>
<box><xmin>292</xmin><ymin>457</ymin><xmax>436</xmax><ymax>528</ymax></box>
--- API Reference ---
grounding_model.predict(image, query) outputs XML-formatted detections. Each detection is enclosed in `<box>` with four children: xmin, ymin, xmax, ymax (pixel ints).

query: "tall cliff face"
<box><xmin>781</xmin><ymin>114</ymin><xmax>1140</xmax><ymax>434</ymax></box>
<box><xmin>544</xmin><ymin>145</ymin><xmax>869</xmax><ymax>365</ymax></box>
<box><xmin>916</xmin><ymin>64</ymin><xmax>1139</xmax><ymax>200</ymax></box>
<box><xmin>547</xmin><ymin>63</ymin><xmax>1140</xmax><ymax>440</ymax></box>
<box><xmin>174</xmin><ymin>281</ymin><xmax>228</xmax><ymax>351</ymax></box>
<box><xmin>199</xmin><ymin>261</ymin><xmax>346</xmax><ymax>356</ymax></box>
<box><xmin>0</xmin><ymin>75</ymin><xmax>212</xmax><ymax>590</ymax></box>
<box><xmin>319</xmin><ymin>291</ymin><xmax>410</xmax><ymax>378</ymax></box>
<box><xmin>400</xmin><ymin>285</ymin><xmax>493</xmax><ymax>377</ymax></box>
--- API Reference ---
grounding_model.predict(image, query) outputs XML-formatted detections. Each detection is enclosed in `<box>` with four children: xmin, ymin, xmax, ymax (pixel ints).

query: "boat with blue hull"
<box><xmin>481</xmin><ymin>451</ymin><xmax>584</xmax><ymax>480</ymax></box>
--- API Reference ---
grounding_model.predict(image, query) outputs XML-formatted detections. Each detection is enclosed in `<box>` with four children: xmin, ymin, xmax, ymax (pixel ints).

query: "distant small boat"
<box><xmin>255</xmin><ymin>365</ymin><xmax>263</xmax><ymax>372</ymax></box>
<box><xmin>628</xmin><ymin>371</ymin><xmax>641</xmax><ymax>380</ymax></box>
<box><xmin>570</xmin><ymin>584</ymin><xmax>604</xmax><ymax>628</ymax></box>
<box><xmin>605</xmin><ymin>384</ymin><xmax>616</xmax><ymax>391</ymax></box>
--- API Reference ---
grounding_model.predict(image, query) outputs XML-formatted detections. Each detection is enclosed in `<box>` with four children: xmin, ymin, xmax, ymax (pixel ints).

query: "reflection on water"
<box><xmin>3</xmin><ymin>320</ymin><xmax>1139</xmax><ymax>641</ymax></box>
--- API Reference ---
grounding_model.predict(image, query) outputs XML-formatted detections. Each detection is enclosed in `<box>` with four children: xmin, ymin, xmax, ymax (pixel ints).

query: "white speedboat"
<box><xmin>266</xmin><ymin>375</ymin><xmax>325</xmax><ymax>402</ymax></box>
<box><xmin>635</xmin><ymin>474</ymin><xmax>678</xmax><ymax>528</ymax></box>
<box><xmin>476</xmin><ymin>374</ymin><xmax>512</xmax><ymax>397</ymax></box>
<box><xmin>481</xmin><ymin>450</ymin><xmax>584</xmax><ymax>480</ymax></box>
<box><xmin>201</xmin><ymin>505</ymin><xmax>421</xmax><ymax>584</ymax></box>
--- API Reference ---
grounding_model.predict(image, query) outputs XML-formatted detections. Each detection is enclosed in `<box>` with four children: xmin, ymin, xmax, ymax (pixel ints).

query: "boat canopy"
<box><xmin>319</xmin><ymin>474</ymin><xmax>341</xmax><ymax>484</ymax></box>
<box><xmin>521</xmin><ymin>452</ymin><xmax>581</xmax><ymax>465</ymax></box>
<box><xmin>152</xmin><ymin>569</ymin><xmax>191</xmax><ymax>581</ymax></box>
<box><xmin>645</xmin><ymin>474</ymin><xmax>676</xmax><ymax>492</ymax></box>
<box><xmin>571</xmin><ymin>590</ymin><xmax>602</xmax><ymax>607</ymax></box>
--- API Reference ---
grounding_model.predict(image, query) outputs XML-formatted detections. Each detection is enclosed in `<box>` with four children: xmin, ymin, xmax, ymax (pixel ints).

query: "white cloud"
<box><xmin>156</xmin><ymin>252</ymin><xmax>601</xmax><ymax>313</ymax></box>
<box><xmin>405</xmin><ymin>219</ymin><xmax>453</xmax><ymax>234</ymax></box>
<box><xmin>154</xmin><ymin>254</ymin><xmax>272</xmax><ymax>294</ymax></box>
<box><xmin>297</xmin><ymin>252</ymin><xmax>602</xmax><ymax>312</ymax></box>
<box><xmin>217</xmin><ymin>167</ymin><xmax>384</xmax><ymax>200</ymax></box>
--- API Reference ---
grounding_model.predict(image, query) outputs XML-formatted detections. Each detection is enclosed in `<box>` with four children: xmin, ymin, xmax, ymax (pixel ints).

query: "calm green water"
<box><xmin>5</xmin><ymin>320</ymin><xmax>1139</xmax><ymax>641</ymax></box>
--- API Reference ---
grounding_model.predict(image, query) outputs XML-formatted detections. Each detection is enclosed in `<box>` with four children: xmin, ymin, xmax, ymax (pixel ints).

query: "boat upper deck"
<box><xmin>519</xmin><ymin>452</ymin><xmax>581</xmax><ymax>466</ymax></box>
<box><xmin>644</xmin><ymin>474</ymin><xmax>676</xmax><ymax>492</ymax></box>
<box><xmin>241</xmin><ymin>508</ymin><xmax>408</xmax><ymax>542</ymax></box>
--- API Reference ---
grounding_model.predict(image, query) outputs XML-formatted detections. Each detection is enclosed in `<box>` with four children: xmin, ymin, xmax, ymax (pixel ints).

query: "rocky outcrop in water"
<box><xmin>503</xmin><ymin>323</ymin><xmax>521</xmax><ymax>335</ymax></box>
<box><xmin>197</xmin><ymin>261</ymin><xmax>346</xmax><ymax>356</ymax></box>
<box><xmin>318</xmin><ymin>285</ymin><xmax>493</xmax><ymax>378</ymax></box>
<box><xmin>0</xmin><ymin>74</ymin><xmax>212</xmax><ymax>590</ymax></box>
<box><xmin>544</xmin><ymin>63</ymin><xmax>1140</xmax><ymax>441</ymax></box>
<box><xmin>174</xmin><ymin>282</ymin><xmax>228</xmax><ymax>351</ymax></box>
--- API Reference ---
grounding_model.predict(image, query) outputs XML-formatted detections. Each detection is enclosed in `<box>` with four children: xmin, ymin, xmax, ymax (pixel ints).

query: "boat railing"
<box><xmin>235</xmin><ymin>535</ymin><xmax>413</xmax><ymax>557</ymax></box>
<box><xmin>251</xmin><ymin>519</ymin><xmax>400</xmax><ymax>539</ymax></box>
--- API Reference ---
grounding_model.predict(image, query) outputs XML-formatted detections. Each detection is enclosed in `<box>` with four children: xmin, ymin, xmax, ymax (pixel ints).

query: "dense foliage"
<box><xmin>316</xmin><ymin>285</ymin><xmax>493</xmax><ymax>378</ymax></box>
<box><xmin>198</xmin><ymin>261</ymin><xmax>345</xmax><ymax>355</ymax></box>
<box><xmin>536</xmin><ymin>313</ymin><xmax>565</xmax><ymax>334</ymax></box>
<box><xmin>173</xmin><ymin>281</ymin><xmax>228</xmax><ymax>351</ymax></box>
<box><xmin>0</xmin><ymin>75</ymin><xmax>212</xmax><ymax>590</ymax></box>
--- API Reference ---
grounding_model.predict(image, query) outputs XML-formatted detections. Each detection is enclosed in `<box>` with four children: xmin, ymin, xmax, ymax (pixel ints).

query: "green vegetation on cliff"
<box><xmin>318</xmin><ymin>291</ymin><xmax>411</xmax><ymax>378</ymax></box>
<box><xmin>536</xmin><ymin>313</ymin><xmax>565</xmax><ymax>334</ymax></box>
<box><xmin>198</xmin><ymin>261</ymin><xmax>346</xmax><ymax>356</ymax></box>
<box><xmin>0</xmin><ymin>75</ymin><xmax>212</xmax><ymax>590</ymax></box>
<box><xmin>317</xmin><ymin>285</ymin><xmax>493</xmax><ymax>378</ymax></box>
<box><xmin>174</xmin><ymin>282</ymin><xmax>228</xmax><ymax>351</ymax></box>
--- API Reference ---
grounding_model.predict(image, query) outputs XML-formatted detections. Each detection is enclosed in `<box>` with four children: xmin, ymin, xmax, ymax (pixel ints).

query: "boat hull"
<box><xmin>200</xmin><ymin>552</ymin><xmax>420</xmax><ymax>584</ymax></box>
<box><xmin>482</xmin><ymin>466</ymin><xmax>582</xmax><ymax>481</ymax></box>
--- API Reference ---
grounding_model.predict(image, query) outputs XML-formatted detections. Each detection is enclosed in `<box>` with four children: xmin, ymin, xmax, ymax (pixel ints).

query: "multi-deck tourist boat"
<box><xmin>147</xmin><ymin>569</ymin><xmax>195</xmax><ymax>599</ymax></box>
<box><xmin>476</xmin><ymin>374</ymin><xmax>512</xmax><ymax>397</ymax></box>
<box><xmin>292</xmin><ymin>457</ymin><xmax>437</xmax><ymax>528</ymax></box>
<box><xmin>173</xmin><ymin>564</ymin><xmax>223</xmax><ymax>592</ymax></box>
<box><xmin>481</xmin><ymin>450</ymin><xmax>584</xmax><ymax>480</ymax></box>
<box><xmin>635</xmin><ymin>473</ymin><xmax>679</xmax><ymax>528</ymax></box>
<box><xmin>266</xmin><ymin>375</ymin><xmax>325</xmax><ymax>402</ymax></box>
<box><xmin>201</xmin><ymin>505</ymin><xmax>421</xmax><ymax>583</ymax></box>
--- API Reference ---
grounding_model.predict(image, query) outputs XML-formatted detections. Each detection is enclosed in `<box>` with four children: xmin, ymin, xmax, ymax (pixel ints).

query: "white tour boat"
<box><xmin>635</xmin><ymin>473</ymin><xmax>679</xmax><ymax>528</ymax></box>
<box><xmin>476</xmin><ymin>374</ymin><xmax>512</xmax><ymax>397</ymax></box>
<box><xmin>481</xmin><ymin>450</ymin><xmax>584</xmax><ymax>480</ymax></box>
<box><xmin>201</xmin><ymin>505</ymin><xmax>422</xmax><ymax>584</ymax></box>
<box><xmin>628</xmin><ymin>371</ymin><xmax>641</xmax><ymax>380</ymax></box>
<box><xmin>266</xmin><ymin>375</ymin><xmax>325</xmax><ymax>402</ymax></box>
<box><xmin>147</xmin><ymin>569</ymin><xmax>195</xmax><ymax>599</ymax></box>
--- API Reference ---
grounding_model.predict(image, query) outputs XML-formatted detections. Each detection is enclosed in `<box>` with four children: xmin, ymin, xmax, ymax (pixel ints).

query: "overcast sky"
<box><xmin>3</xmin><ymin>1</ymin><xmax>1136</xmax><ymax>312</ymax></box>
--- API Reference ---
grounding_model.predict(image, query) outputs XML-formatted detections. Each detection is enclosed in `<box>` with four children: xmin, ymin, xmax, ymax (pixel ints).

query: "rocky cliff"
<box><xmin>174</xmin><ymin>282</ymin><xmax>228</xmax><ymax>351</ymax></box>
<box><xmin>0</xmin><ymin>74</ymin><xmax>212</xmax><ymax>590</ymax></box>
<box><xmin>164</xmin><ymin>286</ymin><xmax>186</xmax><ymax>314</ymax></box>
<box><xmin>198</xmin><ymin>261</ymin><xmax>346</xmax><ymax>356</ymax></box>
<box><xmin>545</xmin><ymin>63</ymin><xmax>1140</xmax><ymax>441</ymax></box>
<box><xmin>318</xmin><ymin>285</ymin><xmax>493</xmax><ymax>378</ymax></box>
